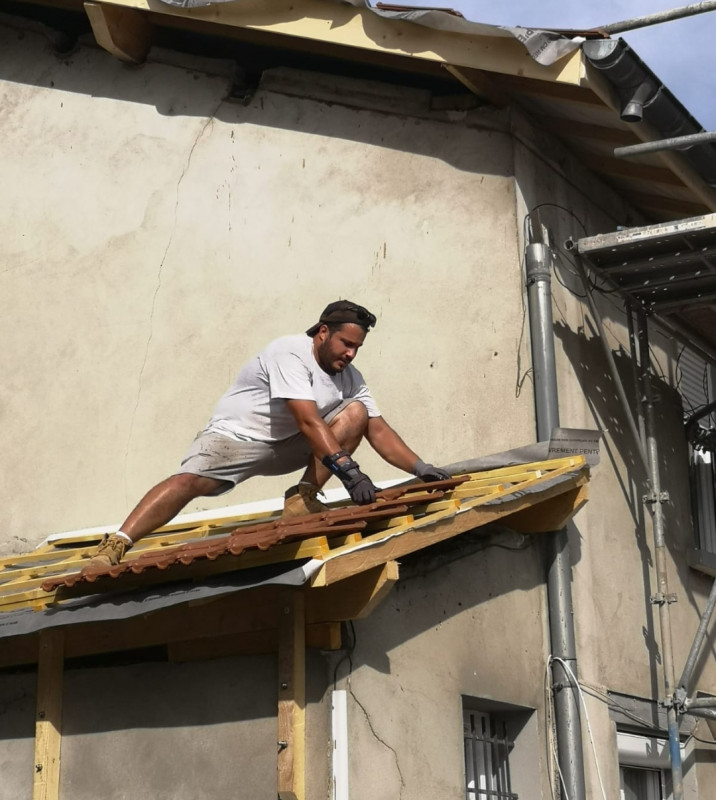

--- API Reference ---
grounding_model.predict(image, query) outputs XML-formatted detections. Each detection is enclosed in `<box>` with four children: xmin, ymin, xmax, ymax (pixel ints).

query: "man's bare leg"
<box><xmin>119</xmin><ymin>473</ymin><xmax>230</xmax><ymax>543</ymax></box>
<box><xmin>89</xmin><ymin>473</ymin><xmax>230</xmax><ymax>566</ymax></box>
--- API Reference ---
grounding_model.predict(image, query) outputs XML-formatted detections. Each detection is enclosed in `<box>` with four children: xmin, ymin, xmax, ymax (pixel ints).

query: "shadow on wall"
<box><xmin>553</xmin><ymin>318</ymin><xmax>693</xmax><ymax>552</ymax></box>
<box><xmin>335</xmin><ymin>527</ymin><xmax>549</xmax><ymax>677</ymax></box>
<box><xmin>0</xmin><ymin>22</ymin><xmax>512</xmax><ymax>178</ymax></box>
<box><xmin>554</xmin><ymin>316</ymin><xmax>703</xmax><ymax>698</ymax></box>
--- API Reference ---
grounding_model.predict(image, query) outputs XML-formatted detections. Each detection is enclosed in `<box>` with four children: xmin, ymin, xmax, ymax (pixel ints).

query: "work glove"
<box><xmin>413</xmin><ymin>459</ymin><xmax>451</xmax><ymax>482</ymax></box>
<box><xmin>322</xmin><ymin>452</ymin><xmax>378</xmax><ymax>505</ymax></box>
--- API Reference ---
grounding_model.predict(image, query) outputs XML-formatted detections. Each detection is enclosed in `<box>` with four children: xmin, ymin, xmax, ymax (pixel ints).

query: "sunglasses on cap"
<box><xmin>339</xmin><ymin>305</ymin><xmax>377</xmax><ymax>328</ymax></box>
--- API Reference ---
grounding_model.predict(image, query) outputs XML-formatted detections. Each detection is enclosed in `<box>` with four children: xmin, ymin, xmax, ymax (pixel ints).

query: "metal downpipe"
<box><xmin>636</xmin><ymin>311</ymin><xmax>684</xmax><ymax>800</ymax></box>
<box><xmin>525</xmin><ymin>243</ymin><xmax>587</xmax><ymax>800</ymax></box>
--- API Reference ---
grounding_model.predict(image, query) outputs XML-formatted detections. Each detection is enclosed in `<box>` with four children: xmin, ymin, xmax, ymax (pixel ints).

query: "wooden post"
<box><xmin>277</xmin><ymin>590</ymin><xmax>306</xmax><ymax>800</ymax></box>
<box><xmin>33</xmin><ymin>629</ymin><xmax>64</xmax><ymax>800</ymax></box>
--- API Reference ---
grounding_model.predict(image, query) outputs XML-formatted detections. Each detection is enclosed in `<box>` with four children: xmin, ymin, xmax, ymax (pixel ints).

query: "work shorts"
<box><xmin>176</xmin><ymin>399</ymin><xmax>360</xmax><ymax>495</ymax></box>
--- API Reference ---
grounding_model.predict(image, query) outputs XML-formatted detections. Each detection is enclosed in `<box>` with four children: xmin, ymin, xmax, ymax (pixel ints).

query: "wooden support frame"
<box><xmin>277</xmin><ymin>590</ymin><xmax>306</xmax><ymax>800</ymax></box>
<box><xmin>33</xmin><ymin>630</ymin><xmax>64</xmax><ymax>800</ymax></box>
<box><xmin>84</xmin><ymin>2</ymin><xmax>152</xmax><ymax>63</ymax></box>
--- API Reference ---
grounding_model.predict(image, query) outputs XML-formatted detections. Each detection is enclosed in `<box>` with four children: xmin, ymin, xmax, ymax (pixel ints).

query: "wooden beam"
<box><xmin>0</xmin><ymin>563</ymin><xmax>399</xmax><ymax>669</ymax></box>
<box><xmin>84</xmin><ymin>2</ymin><xmax>152</xmax><ymax>64</ymax></box>
<box><xmin>537</xmin><ymin>117</ymin><xmax>640</xmax><ymax>146</ymax></box>
<box><xmin>441</xmin><ymin>64</ymin><xmax>508</xmax><ymax>107</ymax></box>
<box><xmin>307</xmin><ymin>561</ymin><xmax>399</xmax><ymax>620</ymax></box>
<box><xmin>312</xmin><ymin>469</ymin><xmax>589</xmax><ymax>586</ymax></box>
<box><xmin>498</xmin><ymin>486</ymin><xmax>589</xmax><ymax>534</ymax></box>
<box><xmin>578</xmin><ymin>153</ymin><xmax>684</xmax><ymax>187</ymax></box>
<box><xmin>494</xmin><ymin>72</ymin><xmax>604</xmax><ymax>105</ymax></box>
<box><xmin>167</xmin><ymin>622</ymin><xmax>340</xmax><ymax>662</ymax></box>
<box><xmin>617</xmin><ymin>189</ymin><xmax>708</xmax><ymax>218</ymax></box>
<box><xmin>277</xmin><ymin>590</ymin><xmax>305</xmax><ymax>800</ymax></box>
<box><xmin>77</xmin><ymin>0</ymin><xmax>584</xmax><ymax>84</ymax></box>
<box><xmin>33</xmin><ymin>630</ymin><xmax>64</xmax><ymax>800</ymax></box>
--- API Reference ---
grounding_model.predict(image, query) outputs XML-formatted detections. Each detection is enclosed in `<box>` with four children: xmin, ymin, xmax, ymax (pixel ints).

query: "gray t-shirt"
<box><xmin>205</xmin><ymin>334</ymin><xmax>380</xmax><ymax>442</ymax></box>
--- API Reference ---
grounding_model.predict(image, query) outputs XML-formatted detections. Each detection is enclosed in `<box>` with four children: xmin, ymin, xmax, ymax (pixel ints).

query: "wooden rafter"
<box><xmin>84</xmin><ymin>2</ymin><xmax>152</xmax><ymax>63</ymax></box>
<box><xmin>311</xmin><ymin>463</ymin><xmax>589</xmax><ymax>587</ymax></box>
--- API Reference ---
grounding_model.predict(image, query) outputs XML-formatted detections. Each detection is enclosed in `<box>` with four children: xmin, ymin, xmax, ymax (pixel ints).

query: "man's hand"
<box><xmin>413</xmin><ymin>460</ymin><xmax>451</xmax><ymax>482</ymax></box>
<box><xmin>322</xmin><ymin>452</ymin><xmax>378</xmax><ymax>505</ymax></box>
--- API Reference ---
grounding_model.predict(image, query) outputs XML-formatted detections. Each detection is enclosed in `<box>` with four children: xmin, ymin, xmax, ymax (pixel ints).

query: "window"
<box><xmin>462</xmin><ymin>697</ymin><xmax>540</xmax><ymax>800</ymax></box>
<box><xmin>463</xmin><ymin>709</ymin><xmax>517</xmax><ymax>800</ymax></box>
<box><xmin>677</xmin><ymin>349</ymin><xmax>716</xmax><ymax>554</ymax></box>
<box><xmin>619</xmin><ymin>765</ymin><xmax>665</xmax><ymax>800</ymax></box>
<box><xmin>617</xmin><ymin>732</ymin><xmax>675</xmax><ymax>800</ymax></box>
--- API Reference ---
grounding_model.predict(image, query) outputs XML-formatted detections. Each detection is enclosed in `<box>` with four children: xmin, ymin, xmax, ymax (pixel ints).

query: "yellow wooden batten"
<box><xmin>0</xmin><ymin>456</ymin><xmax>589</xmax><ymax>614</ymax></box>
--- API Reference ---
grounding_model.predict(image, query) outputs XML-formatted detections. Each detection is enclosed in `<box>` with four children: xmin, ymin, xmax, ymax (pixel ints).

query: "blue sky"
<box><xmin>450</xmin><ymin>1</ymin><xmax>716</xmax><ymax>130</ymax></box>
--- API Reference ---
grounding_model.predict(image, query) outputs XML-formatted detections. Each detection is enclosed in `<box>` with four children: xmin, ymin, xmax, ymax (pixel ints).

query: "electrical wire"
<box><xmin>686</xmin><ymin>729</ymin><xmax>716</xmax><ymax>746</ymax></box>
<box><xmin>332</xmin><ymin>621</ymin><xmax>356</xmax><ymax>690</ymax></box>
<box><xmin>515</xmin><ymin>214</ymin><xmax>533</xmax><ymax>398</ymax></box>
<box><xmin>577</xmin><ymin>683</ymin><xmax>660</xmax><ymax>731</ymax></box>
<box><xmin>550</xmin><ymin>657</ymin><xmax>608</xmax><ymax>800</ymax></box>
<box><xmin>544</xmin><ymin>661</ymin><xmax>569</xmax><ymax>800</ymax></box>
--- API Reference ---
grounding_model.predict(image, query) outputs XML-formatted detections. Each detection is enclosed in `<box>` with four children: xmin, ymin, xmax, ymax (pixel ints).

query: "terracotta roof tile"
<box><xmin>0</xmin><ymin>459</ymin><xmax>591</xmax><ymax>613</ymax></box>
<box><xmin>39</xmin><ymin>481</ymin><xmax>462</xmax><ymax>592</ymax></box>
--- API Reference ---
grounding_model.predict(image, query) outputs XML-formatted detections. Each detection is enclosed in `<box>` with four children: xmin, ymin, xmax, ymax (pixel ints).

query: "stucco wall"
<box><xmin>0</xmin><ymin>24</ymin><xmax>527</xmax><ymax>555</ymax></box>
<box><xmin>334</xmin><ymin>538</ymin><xmax>551</xmax><ymax>799</ymax></box>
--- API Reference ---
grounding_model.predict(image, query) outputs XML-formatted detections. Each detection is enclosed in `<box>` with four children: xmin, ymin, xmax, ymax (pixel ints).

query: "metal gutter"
<box><xmin>582</xmin><ymin>38</ymin><xmax>716</xmax><ymax>188</ymax></box>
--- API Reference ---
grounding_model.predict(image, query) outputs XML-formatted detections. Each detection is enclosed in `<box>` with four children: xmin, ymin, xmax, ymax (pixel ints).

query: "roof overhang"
<box><xmin>0</xmin><ymin>455</ymin><xmax>590</xmax><ymax>667</ymax></box>
<box><xmin>3</xmin><ymin>0</ymin><xmax>715</xmax><ymax>221</ymax></box>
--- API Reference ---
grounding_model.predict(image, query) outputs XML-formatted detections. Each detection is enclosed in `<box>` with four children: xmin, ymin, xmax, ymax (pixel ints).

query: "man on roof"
<box><xmin>90</xmin><ymin>300</ymin><xmax>449</xmax><ymax>567</ymax></box>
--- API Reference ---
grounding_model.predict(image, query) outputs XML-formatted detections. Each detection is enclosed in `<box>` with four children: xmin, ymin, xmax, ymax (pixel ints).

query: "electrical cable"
<box><xmin>332</xmin><ymin>621</ymin><xmax>356</xmax><ymax>690</ymax></box>
<box><xmin>544</xmin><ymin>661</ymin><xmax>569</xmax><ymax>800</ymax></box>
<box><xmin>544</xmin><ymin>656</ymin><xmax>569</xmax><ymax>800</ymax></box>
<box><xmin>577</xmin><ymin>683</ymin><xmax>661</xmax><ymax>731</ymax></box>
<box><xmin>516</xmin><ymin>214</ymin><xmax>534</xmax><ymax>398</ymax></box>
<box><xmin>550</xmin><ymin>657</ymin><xmax>608</xmax><ymax>800</ymax></box>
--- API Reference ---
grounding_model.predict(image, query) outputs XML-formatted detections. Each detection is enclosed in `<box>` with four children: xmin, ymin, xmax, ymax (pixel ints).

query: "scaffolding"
<box><xmin>567</xmin><ymin>213</ymin><xmax>716</xmax><ymax>800</ymax></box>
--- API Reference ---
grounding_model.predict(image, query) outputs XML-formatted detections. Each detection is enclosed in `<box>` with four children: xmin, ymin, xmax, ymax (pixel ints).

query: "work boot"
<box><xmin>281</xmin><ymin>482</ymin><xmax>328</xmax><ymax>518</ymax></box>
<box><xmin>87</xmin><ymin>534</ymin><xmax>131</xmax><ymax>568</ymax></box>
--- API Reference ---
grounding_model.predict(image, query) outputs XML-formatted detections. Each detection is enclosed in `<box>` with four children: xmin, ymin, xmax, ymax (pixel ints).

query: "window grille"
<box><xmin>463</xmin><ymin>709</ymin><xmax>518</xmax><ymax>800</ymax></box>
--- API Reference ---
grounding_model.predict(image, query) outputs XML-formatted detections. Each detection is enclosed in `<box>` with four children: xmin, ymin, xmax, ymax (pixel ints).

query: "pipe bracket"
<box><xmin>643</xmin><ymin>491</ymin><xmax>670</xmax><ymax>505</ymax></box>
<box><xmin>651</xmin><ymin>592</ymin><xmax>677</xmax><ymax>606</ymax></box>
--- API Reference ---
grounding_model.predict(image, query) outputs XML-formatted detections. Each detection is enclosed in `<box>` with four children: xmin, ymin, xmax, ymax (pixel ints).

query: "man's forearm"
<box><xmin>366</xmin><ymin>418</ymin><xmax>420</xmax><ymax>473</ymax></box>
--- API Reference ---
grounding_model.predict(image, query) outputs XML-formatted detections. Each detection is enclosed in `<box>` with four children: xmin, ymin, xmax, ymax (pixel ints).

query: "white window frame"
<box><xmin>617</xmin><ymin>731</ymin><xmax>688</xmax><ymax>800</ymax></box>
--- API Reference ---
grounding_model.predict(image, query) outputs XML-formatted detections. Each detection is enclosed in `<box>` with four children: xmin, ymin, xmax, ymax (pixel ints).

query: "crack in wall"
<box><xmin>349</xmin><ymin>683</ymin><xmax>406</xmax><ymax>797</ymax></box>
<box><xmin>123</xmin><ymin>104</ymin><xmax>221</xmax><ymax>504</ymax></box>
